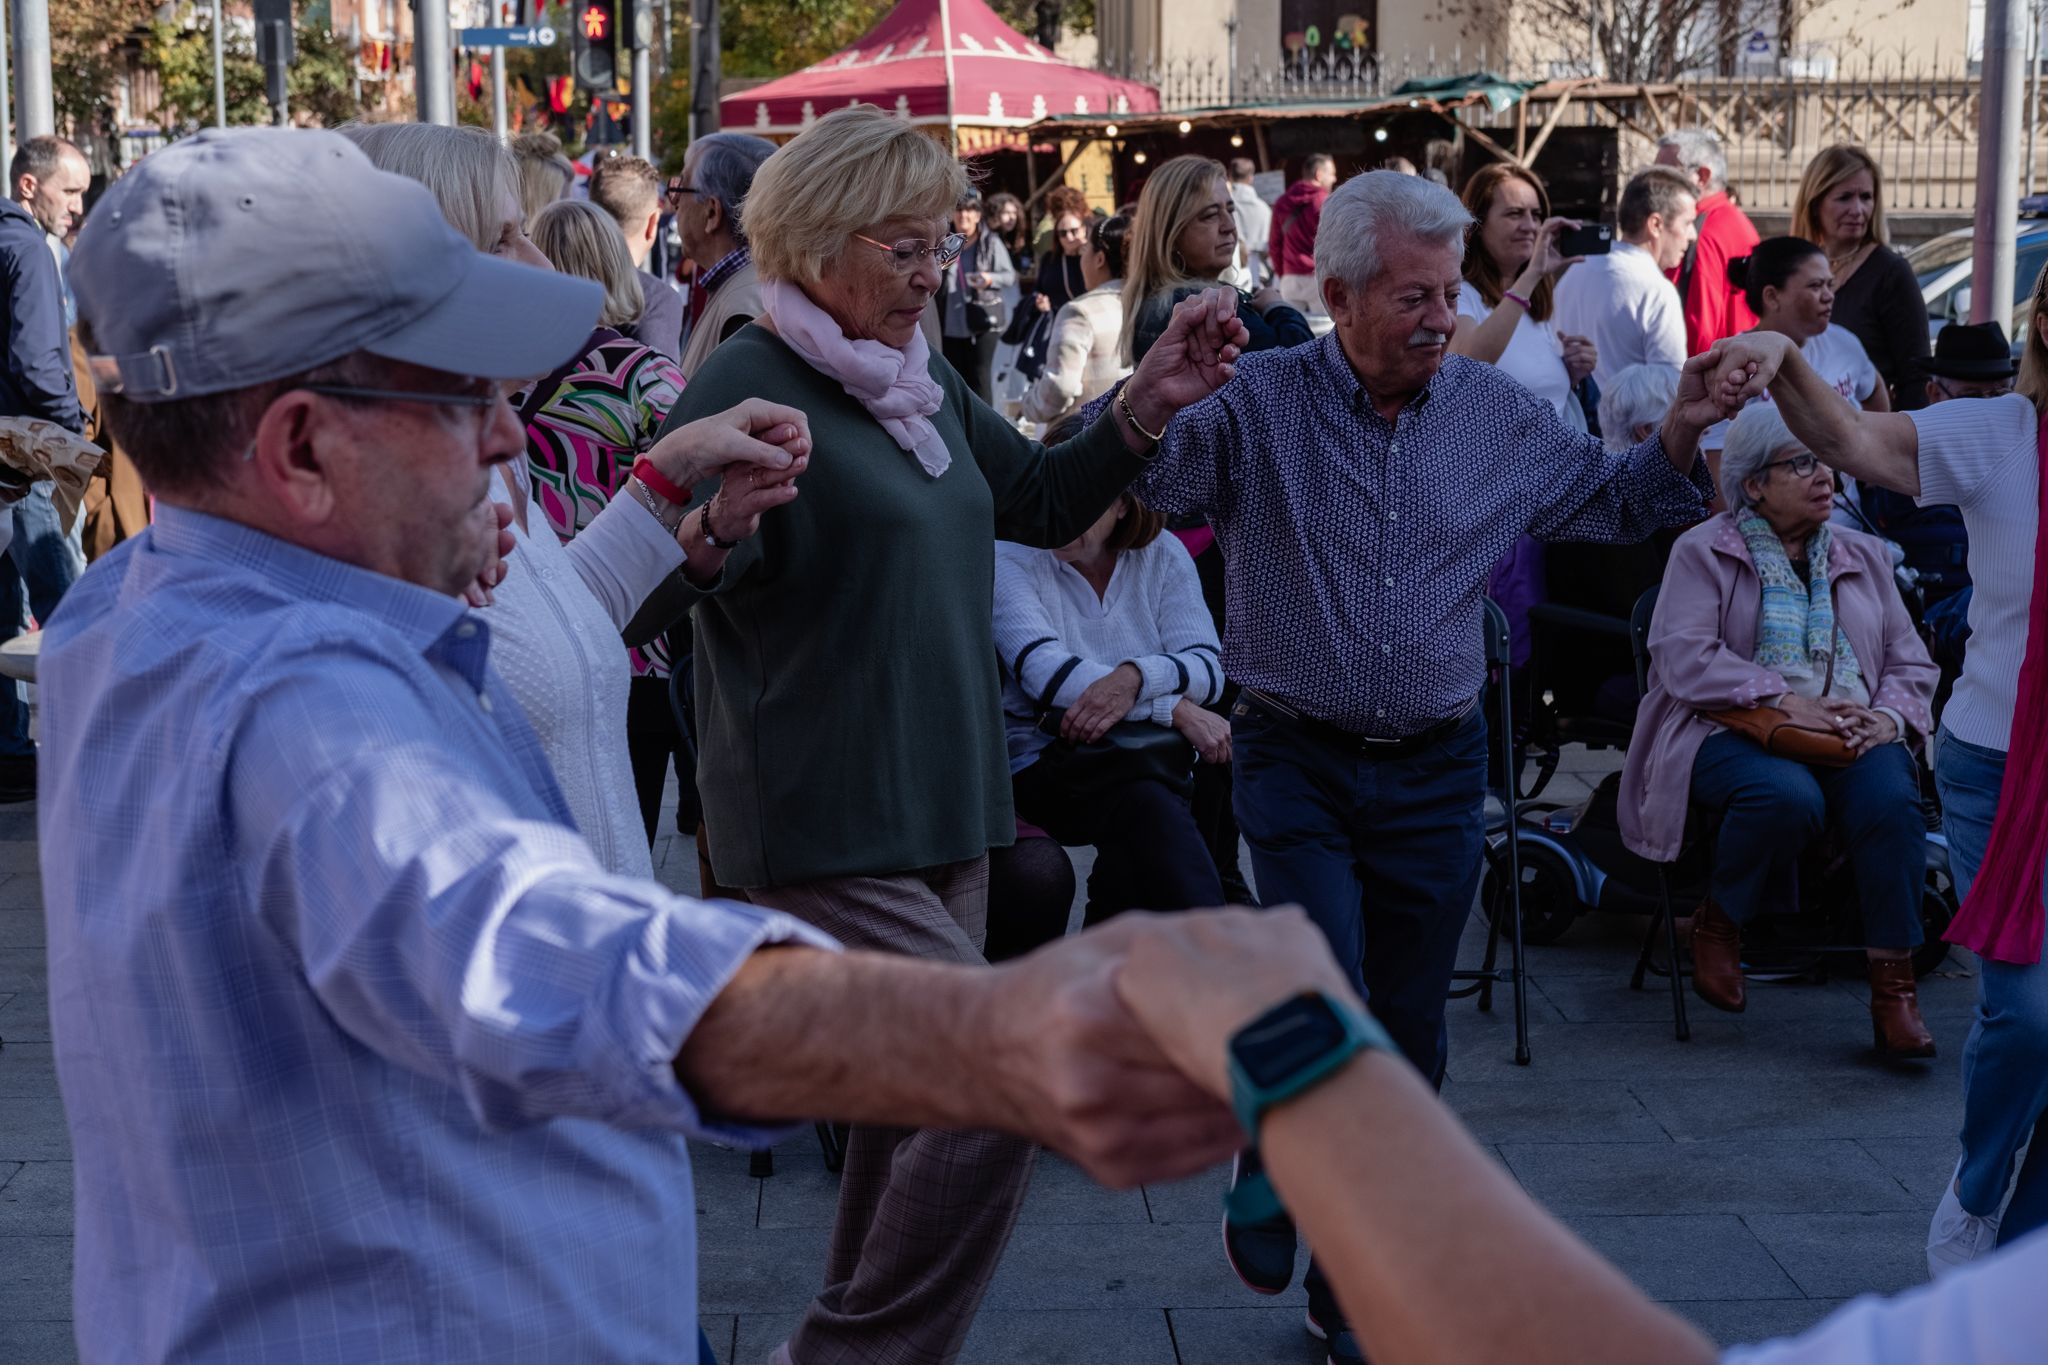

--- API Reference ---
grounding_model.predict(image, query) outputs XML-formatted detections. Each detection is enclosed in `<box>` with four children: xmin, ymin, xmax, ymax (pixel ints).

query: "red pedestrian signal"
<box><xmin>571</xmin><ymin>0</ymin><xmax>618</xmax><ymax>93</ymax></box>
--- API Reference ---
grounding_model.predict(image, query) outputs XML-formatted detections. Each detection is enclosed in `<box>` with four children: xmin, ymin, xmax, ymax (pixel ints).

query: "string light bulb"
<box><xmin>1229</xmin><ymin>132</ymin><xmax>1244</xmax><ymax>147</ymax></box>
<box><xmin>1104</xmin><ymin>123</ymin><xmax>1119</xmax><ymax>138</ymax></box>
<box><xmin>1178</xmin><ymin>120</ymin><xmax>1192</xmax><ymax>134</ymax></box>
<box><xmin>1133</xmin><ymin>150</ymin><xmax>1148</xmax><ymax>164</ymax></box>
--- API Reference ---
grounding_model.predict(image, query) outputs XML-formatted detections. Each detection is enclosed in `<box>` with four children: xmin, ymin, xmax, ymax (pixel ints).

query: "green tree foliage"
<box><xmin>54</xmin><ymin>0</ymin><xmax>158</xmax><ymax>133</ymax></box>
<box><xmin>145</xmin><ymin>2</ymin><xmax>367</xmax><ymax>129</ymax></box>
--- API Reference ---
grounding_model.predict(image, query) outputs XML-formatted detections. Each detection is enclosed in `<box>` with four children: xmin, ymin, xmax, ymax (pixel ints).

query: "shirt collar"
<box><xmin>700</xmin><ymin>245</ymin><xmax>751</xmax><ymax>294</ymax></box>
<box><xmin>1313</xmin><ymin>329</ymin><xmax>1442</xmax><ymax>417</ymax></box>
<box><xmin>149</xmin><ymin>504</ymin><xmax>478</xmax><ymax>668</ymax></box>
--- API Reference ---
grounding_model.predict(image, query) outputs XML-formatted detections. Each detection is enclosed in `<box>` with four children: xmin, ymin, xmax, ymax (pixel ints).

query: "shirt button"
<box><xmin>1390</xmin><ymin>443</ymin><xmax>1400</xmax><ymax>454</ymax></box>
<box><xmin>1387</xmin><ymin>511</ymin><xmax>1398</xmax><ymax>521</ymax></box>
<box><xmin>1383</xmin><ymin>576</ymin><xmax>1394</xmax><ymax>587</ymax></box>
<box><xmin>478</xmin><ymin>693</ymin><xmax>495</xmax><ymax>714</ymax></box>
<box><xmin>456</xmin><ymin>621</ymin><xmax>478</xmax><ymax>639</ymax></box>
<box><xmin>1376</xmin><ymin>707</ymin><xmax>1387</xmax><ymax>719</ymax></box>
<box><xmin>1382</xmin><ymin>644</ymin><xmax>1392</xmax><ymax>655</ymax></box>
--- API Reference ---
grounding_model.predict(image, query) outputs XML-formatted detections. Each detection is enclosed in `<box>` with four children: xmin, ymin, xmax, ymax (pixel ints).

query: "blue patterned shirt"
<box><xmin>1123</xmin><ymin>333</ymin><xmax>1712</xmax><ymax>735</ymax></box>
<box><xmin>38</xmin><ymin>506</ymin><xmax>831</xmax><ymax>1363</ymax></box>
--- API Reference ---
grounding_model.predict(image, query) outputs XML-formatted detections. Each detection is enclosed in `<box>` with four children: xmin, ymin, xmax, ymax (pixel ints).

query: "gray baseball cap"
<box><xmin>73</xmin><ymin>126</ymin><xmax>601</xmax><ymax>401</ymax></box>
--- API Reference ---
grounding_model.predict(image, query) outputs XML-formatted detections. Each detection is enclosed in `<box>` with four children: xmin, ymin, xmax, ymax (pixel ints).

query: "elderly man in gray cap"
<box><xmin>44</xmin><ymin>127</ymin><xmax>1241</xmax><ymax>1365</ymax></box>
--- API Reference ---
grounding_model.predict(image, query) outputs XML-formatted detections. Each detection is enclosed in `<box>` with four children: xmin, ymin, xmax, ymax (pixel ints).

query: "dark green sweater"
<box><xmin>663</xmin><ymin>325</ymin><xmax>1149</xmax><ymax>889</ymax></box>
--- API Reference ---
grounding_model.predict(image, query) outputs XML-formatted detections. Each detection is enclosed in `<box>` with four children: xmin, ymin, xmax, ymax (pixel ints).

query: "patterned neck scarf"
<box><xmin>1737</xmin><ymin>510</ymin><xmax>1862</xmax><ymax>697</ymax></box>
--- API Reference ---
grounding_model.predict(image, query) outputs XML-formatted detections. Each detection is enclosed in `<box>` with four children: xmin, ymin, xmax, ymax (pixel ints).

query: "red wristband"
<box><xmin>1502</xmin><ymin>289</ymin><xmax>1532</xmax><ymax>311</ymax></box>
<box><xmin>631</xmin><ymin>458</ymin><xmax>689</xmax><ymax>506</ymax></box>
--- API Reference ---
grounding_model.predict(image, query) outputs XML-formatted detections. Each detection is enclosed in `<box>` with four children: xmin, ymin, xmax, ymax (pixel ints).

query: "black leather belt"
<box><xmin>1236</xmin><ymin>688</ymin><xmax>1475</xmax><ymax>760</ymax></box>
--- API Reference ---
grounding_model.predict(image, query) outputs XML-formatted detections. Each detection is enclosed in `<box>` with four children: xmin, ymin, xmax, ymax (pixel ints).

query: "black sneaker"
<box><xmin>1325</xmin><ymin>1328</ymin><xmax>1367</xmax><ymax>1365</ymax></box>
<box><xmin>1221</xmin><ymin>1149</ymin><xmax>1297</xmax><ymax>1295</ymax></box>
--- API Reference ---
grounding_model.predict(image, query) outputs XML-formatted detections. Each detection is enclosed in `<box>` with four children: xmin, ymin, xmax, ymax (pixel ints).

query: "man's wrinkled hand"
<box><xmin>980</xmin><ymin>918</ymin><xmax>1246</xmax><ymax>1187</ymax></box>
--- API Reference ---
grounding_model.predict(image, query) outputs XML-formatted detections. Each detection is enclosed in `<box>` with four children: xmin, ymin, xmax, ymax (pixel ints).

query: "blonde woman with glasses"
<box><xmin>1122</xmin><ymin>154</ymin><xmax>1314</xmax><ymax>365</ymax></box>
<box><xmin>652</xmin><ymin>102</ymin><xmax>1249</xmax><ymax>1365</ymax></box>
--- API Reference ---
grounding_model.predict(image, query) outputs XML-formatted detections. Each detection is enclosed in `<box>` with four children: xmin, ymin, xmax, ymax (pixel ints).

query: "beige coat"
<box><xmin>1022</xmin><ymin>282</ymin><xmax>1130</xmax><ymax>428</ymax></box>
<box><xmin>678</xmin><ymin>257</ymin><xmax>764</xmax><ymax>380</ymax></box>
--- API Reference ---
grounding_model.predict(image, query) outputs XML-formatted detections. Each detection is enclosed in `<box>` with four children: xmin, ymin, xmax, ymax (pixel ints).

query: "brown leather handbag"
<box><xmin>1705</xmin><ymin>703</ymin><xmax>1857</xmax><ymax>767</ymax></box>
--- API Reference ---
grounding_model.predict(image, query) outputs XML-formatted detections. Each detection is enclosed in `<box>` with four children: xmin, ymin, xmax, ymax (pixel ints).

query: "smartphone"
<box><xmin>1556</xmin><ymin>223</ymin><xmax>1613</xmax><ymax>257</ymax></box>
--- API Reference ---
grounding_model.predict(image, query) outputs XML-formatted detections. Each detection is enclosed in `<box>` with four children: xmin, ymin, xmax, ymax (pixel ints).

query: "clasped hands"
<box><xmin>1776</xmin><ymin>691</ymin><xmax>1899</xmax><ymax>754</ymax></box>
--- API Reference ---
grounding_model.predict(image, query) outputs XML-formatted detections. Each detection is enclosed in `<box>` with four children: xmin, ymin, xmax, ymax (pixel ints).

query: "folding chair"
<box><xmin>669</xmin><ymin>658</ymin><xmax>849</xmax><ymax>1175</ymax></box>
<box><xmin>1449</xmin><ymin>598</ymin><xmax>1532</xmax><ymax>1065</ymax></box>
<box><xmin>1625</xmin><ymin>586</ymin><xmax>1692</xmax><ymax>1042</ymax></box>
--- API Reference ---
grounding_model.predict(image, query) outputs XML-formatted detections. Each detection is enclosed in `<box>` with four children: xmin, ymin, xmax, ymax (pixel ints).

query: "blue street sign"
<box><xmin>458</xmin><ymin>25</ymin><xmax>557</xmax><ymax>47</ymax></box>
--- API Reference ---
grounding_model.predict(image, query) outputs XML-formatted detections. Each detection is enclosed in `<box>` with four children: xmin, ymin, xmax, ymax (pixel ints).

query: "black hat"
<box><xmin>1929</xmin><ymin>321</ymin><xmax>2017</xmax><ymax>380</ymax></box>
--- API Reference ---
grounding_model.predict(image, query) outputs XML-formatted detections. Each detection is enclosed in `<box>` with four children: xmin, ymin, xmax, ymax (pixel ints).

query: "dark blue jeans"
<box><xmin>1231</xmin><ymin>700</ymin><xmax>1487</xmax><ymax>1085</ymax></box>
<box><xmin>697</xmin><ymin>1326</ymin><xmax>719</xmax><ymax>1364</ymax></box>
<box><xmin>1688</xmin><ymin>730</ymin><xmax>1925</xmax><ymax>948</ymax></box>
<box><xmin>0</xmin><ymin>482</ymin><xmax>82</xmax><ymax>755</ymax></box>
<box><xmin>1232</xmin><ymin>700</ymin><xmax>1486</xmax><ymax>1328</ymax></box>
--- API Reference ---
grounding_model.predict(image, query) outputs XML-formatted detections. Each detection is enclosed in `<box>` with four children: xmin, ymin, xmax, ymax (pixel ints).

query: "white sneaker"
<box><xmin>1926</xmin><ymin>1160</ymin><xmax>2002</xmax><ymax>1279</ymax></box>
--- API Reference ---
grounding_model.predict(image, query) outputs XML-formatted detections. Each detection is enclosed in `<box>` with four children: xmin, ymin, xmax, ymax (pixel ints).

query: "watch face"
<box><xmin>1232</xmin><ymin>993</ymin><xmax>1349</xmax><ymax>1089</ymax></box>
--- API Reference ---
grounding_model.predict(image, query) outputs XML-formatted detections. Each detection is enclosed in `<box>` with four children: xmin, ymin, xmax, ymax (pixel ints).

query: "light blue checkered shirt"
<box><xmin>38</xmin><ymin>505</ymin><xmax>830</xmax><ymax>1363</ymax></box>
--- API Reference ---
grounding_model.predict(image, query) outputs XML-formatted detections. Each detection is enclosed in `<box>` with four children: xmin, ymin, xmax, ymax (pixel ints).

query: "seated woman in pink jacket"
<box><xmin>1620</xmin><ymin>404</ymin><xmax>1937</xmax><ymax>1055</ymax></box>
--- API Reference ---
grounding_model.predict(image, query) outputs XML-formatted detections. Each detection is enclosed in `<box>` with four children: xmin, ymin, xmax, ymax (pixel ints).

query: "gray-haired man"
<box><xmin>1093</xmin><ymin>170</ymin><xmax>1749</xmax><ymax>1364</ymax></box>
<box><xmin>1656</xmin><ymin>126</ymin><xmax>1762</xmax><ymax>353</ymax></box>
<box><xmin>671</xmin><ymin>131</ymin><xmax>777</xmax><ymax>378</ymax></box>
<box><xmin>49</xmin><ymin>127</ymin><xmax>1238</xmax><ymax>1364</ymax></box>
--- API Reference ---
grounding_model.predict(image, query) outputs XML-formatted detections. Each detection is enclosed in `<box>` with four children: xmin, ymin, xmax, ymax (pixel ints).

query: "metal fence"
<box><xmin>1120</xmin><ymin>47</ymin><xmax>2009</xmax><ymax>215</ymax></box>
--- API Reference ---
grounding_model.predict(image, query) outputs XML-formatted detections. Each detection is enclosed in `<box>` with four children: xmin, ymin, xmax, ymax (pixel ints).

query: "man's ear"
<box><xmin>247</xmin><ymin>391</ymin><xmax>343</xmax><ymax>529</ymax></box>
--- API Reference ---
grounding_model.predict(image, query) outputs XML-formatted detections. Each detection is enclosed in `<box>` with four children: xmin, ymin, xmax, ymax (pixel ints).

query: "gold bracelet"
<box><xmin>1117</xmin><ymin>385</ymin><xmax>1166</xmax><ymax>446</ymax></box>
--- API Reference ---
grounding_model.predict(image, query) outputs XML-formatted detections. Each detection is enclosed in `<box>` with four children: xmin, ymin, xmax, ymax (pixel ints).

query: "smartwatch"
<box><xmin>1223</xmin><ymin>990</ymin><xmax>1395</xmax><ymax>1224</ymax></box>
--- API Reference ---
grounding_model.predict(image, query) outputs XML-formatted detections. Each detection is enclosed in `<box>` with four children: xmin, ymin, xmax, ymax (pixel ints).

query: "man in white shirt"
<box><xmin>1554</xmin><ymin>165</ymin><xmax>1696</xmax><ymax>391</ymax></box>
<box><xmin>1228</xmin><ymin>157</ymin><xmax>1272</xmax><ymax>288</ymax></box>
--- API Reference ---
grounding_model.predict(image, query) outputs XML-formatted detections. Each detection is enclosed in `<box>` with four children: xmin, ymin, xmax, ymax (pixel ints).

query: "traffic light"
<box><xmin>571</xmin><ymin>0</ymin><xmax>618</xmax><ymax>94</ymax></box>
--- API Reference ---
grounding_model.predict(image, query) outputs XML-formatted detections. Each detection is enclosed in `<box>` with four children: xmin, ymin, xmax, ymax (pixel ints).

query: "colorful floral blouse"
<box><xmin>525</xmin><ymin>330</ymin><xmax>687</xmax><ymax>677</ymax></box>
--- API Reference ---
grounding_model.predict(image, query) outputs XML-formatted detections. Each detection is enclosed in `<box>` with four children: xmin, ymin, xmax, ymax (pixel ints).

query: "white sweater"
<box><xmin>483</xmin><ymin>486</ymin><xmax>685</xmax><ymax>878</ymax></box>
<box><xmin>992</xmin><ymin>534</ymin><xmax>1222</xmax><ymax>773</ymax></box>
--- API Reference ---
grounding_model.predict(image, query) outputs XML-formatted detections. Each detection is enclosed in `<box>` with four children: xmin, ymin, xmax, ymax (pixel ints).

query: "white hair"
<box><xmin>1314</xmin><ymin>170</ymin><xmax>1472</xmax><ymax>294</ymax></box>
<box><xmin>1598</xmin><ymin>363</ymin><xmax>1680</xmax><ymax>450</ymax></box>
<box><xmin>1719</xmin><ymin>404</ymin><xmax>1806</xmax><ymax>511</ymax></box>
<box><xmin>1657</xmin><ymin>128</ymin><xmax>1728</xmax><ymax>191</ymax></box>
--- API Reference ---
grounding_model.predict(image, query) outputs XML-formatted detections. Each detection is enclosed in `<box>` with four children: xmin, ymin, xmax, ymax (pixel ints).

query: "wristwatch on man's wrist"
<box><xmin>1222</xmin><ymin>990</ymin><xmax>1396</xmax><ymax>1224</ymax></box>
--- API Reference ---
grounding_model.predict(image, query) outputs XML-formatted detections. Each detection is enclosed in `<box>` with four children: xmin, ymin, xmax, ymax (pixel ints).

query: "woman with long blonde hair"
<box><xmin>1121</xmin><ymin>154</ymin><xmax>1311</xmax><ymax>364</ymax></box>
<box><xmin>1792</xmin><ymin>143</ymin><xmax>1930</xmax><ymax>410</ymax></box>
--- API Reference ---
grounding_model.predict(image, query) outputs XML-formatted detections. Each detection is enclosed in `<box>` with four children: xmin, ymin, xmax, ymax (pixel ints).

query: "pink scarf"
<box><xmin>759</xmin><ymin>279</ymin><xmax>951</xmax><ymax>478</ymax></box>
<box><xmin>1944</xmin><ymin>410</ymin><xmax>2048</xmax><ymax>965</ymax></box>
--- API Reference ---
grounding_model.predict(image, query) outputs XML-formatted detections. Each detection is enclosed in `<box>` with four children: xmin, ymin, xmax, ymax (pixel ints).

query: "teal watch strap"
<box><xmin>1223</xmin><ymin>990</ymin><xmax>1395</xmax><ymax>1224</ymax></box>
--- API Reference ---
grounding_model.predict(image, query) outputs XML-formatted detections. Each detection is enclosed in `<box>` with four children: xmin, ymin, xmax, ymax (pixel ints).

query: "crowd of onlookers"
<box><xmin>7</xmin><ymin>105</ymin><xmax>2045</xmax><ymax>1365</ymax></box>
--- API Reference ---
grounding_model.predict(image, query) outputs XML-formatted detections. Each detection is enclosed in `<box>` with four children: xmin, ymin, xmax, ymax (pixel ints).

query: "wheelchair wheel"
<box><xmin>1912</xmin><ymin>862</ymin><xmax>1958</xmax><ymax>980</ymax></box>
<box><xmin>1484</xmin><ymin>837</ymin><xmax>1581</xmax><ymax>946</ymax></box>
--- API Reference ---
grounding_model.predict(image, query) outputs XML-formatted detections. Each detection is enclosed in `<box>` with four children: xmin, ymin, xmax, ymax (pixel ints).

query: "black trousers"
<box><xmin>941</xmin><ymin>331</ymin><xmax>999</xmax><ymax>404</ymax></box>
<box><xmin>1012</xmin><ymin>763</ymin><xmax>1224</xmax><ymax>925</ymax></box>
<box><xmin>626</xmin><ymin>673</ymin><xmax>694</xmax><ymax>845</ymax></box>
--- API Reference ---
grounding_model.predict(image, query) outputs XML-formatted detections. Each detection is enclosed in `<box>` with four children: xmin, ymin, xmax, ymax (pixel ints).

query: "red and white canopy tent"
<box><xmin>720</xmin><ymin>0</ymin><xmax>1160</xmax><ymax>155</ymax></box>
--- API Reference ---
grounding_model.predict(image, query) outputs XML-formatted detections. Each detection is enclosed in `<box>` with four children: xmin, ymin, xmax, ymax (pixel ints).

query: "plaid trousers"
<box><xmin>747</xmin><ymin>854</ymin><xmax>1039</xmax><ymax>1365</ymax></box>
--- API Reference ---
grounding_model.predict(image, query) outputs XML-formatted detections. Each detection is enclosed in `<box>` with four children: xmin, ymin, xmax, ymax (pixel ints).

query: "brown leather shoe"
<box><xmin>1689</xmin><ymin>899</ymin><xmax>1746</xmax><ymax>1013</ymax></box>
<box><xmin>1869</xmin><ymin>957</ymin><xmax>1937</xmax><ymax>1058</ymax></box>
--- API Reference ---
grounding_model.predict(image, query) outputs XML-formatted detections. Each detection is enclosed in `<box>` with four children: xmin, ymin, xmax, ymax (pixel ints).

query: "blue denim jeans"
<box><xmin>1230</xmin><ymin>700</ymin><xmax>1487</xmax><ymax>1085</ymax></box>
<box><xmin>1232</xmin><ymin>699</ymin><xmax>1487</xmax><ymax>1327</ymax></box>
<box><xmin>1933</xmin><ymin>725</ymin><xmax>2048</xmax><ymax>1244</ymax></box>
<box><xmin>0</xmin><ymin>482</ymin><xmax>83</xmax><ymax>755</ymax></box>
<box><xmin>1688</xmin><ymin>730</ymin><xmax>1926</xmax><ymax>947</ymax></box>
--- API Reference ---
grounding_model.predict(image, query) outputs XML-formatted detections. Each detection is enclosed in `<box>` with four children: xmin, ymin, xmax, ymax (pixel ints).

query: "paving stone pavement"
<box><xmin>0</xmin><ymin>749</ymin><xmax>1981</xmax><ymax>1363</ymax></box>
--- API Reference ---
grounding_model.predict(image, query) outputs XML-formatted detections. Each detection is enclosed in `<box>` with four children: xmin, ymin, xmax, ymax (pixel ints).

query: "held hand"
<box><xmin>1670</xmin><ymin>335</ymin><xmax>1784</xmax><ymax>432</ymax></box>
<box><xmin>1172</xmin><ymin>698</ymin><xmax>1233</xmax><ymax>764</ymax></box>
<box><xmin>982</xmin><ymin>917</ymin><xmax>1245</xmax><ymax>1186</ymax></box>
<box><xmin>1063</xmin><ymin>662</ymin><xmax>1143</xmax><ymax>742</ymax></box>
<box><xmin>1560</xmin><ymin>333</ymin><xmax>1597</xmax><ymax>386</ymax></box>
<box><xmin>1035</xmin><ymin>293</ymin><xmax>1052</xmax><ymax>312</ymax></box>
<box><xmin>461</xmin><ymin>500</ymin><xmax>517</xmax><ymax>608</ymax></box>
<box><xmin>1112</xmin><ymin>907</ymin><xmax>1360</xmax><ymax>1101</ymax></box>
<box><xmin>1124</xmin><ymin>287</ymin><xmax>1250</xmax><ymax>435</ymax></box>
<box><xmin>1247</xmin><ymin>283</ymin><xmax>1284</xmax><ymax>315</ymax></box>
<box><xmin>701</xmin><ymin>453</ymin><xmax>808</xmax><ymax>544</ymax></box>
<box><xmin>645</xmin><ymin>398</ymin><xmax>812</xmax><ymax>491</ymax></box>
